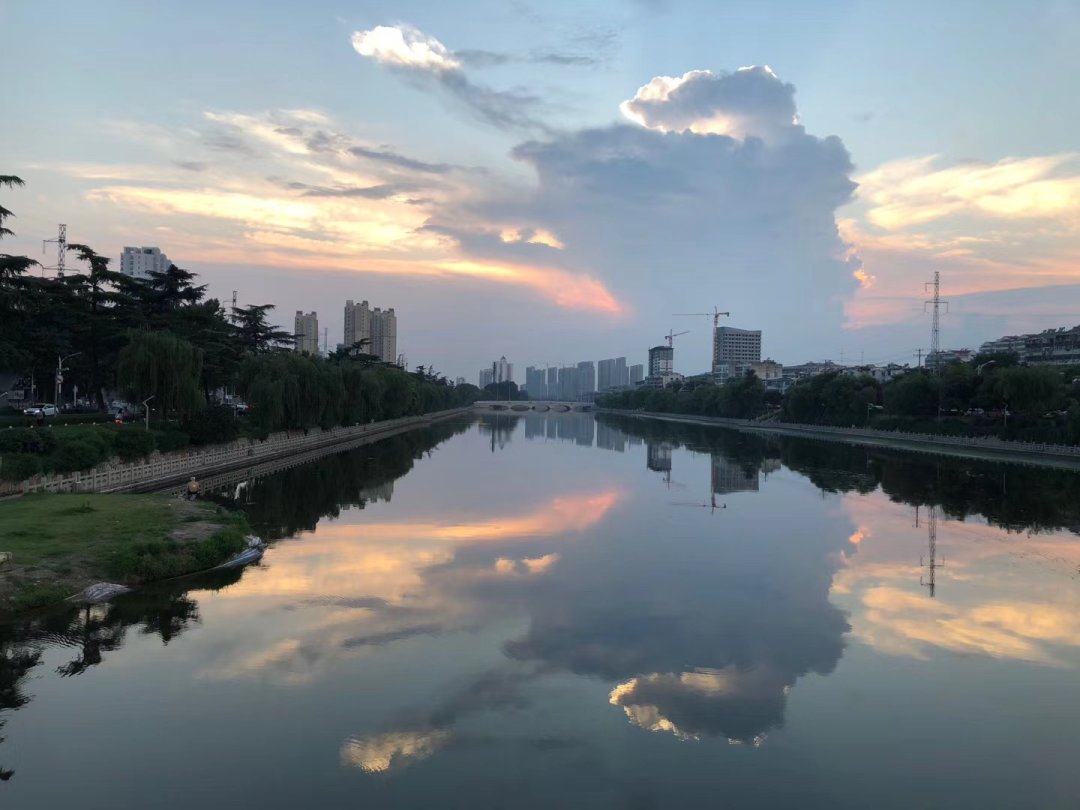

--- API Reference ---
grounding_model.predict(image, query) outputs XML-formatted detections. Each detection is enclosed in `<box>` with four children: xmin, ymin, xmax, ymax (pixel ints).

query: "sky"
<box><xmin>5</xmin><ymin>0</ymin><xmax>1080</xmax><ymax>381</ymax></box>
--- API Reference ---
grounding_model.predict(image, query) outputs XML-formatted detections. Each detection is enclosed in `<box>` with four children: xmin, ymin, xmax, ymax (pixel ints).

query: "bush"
<box><xmin>108</xmin><ymin>525</ymin><xmax>248</xmax><ymax>582</ymax></box>
<box><xmin>153</xmin><ymin>429</ymin><xmax>190</xmax><ymax>453</ymax></box>
<box><xmin>0</xmin><ymin>453</ymin><xmax>43</xmax><ymax>481</ymax></box>
<box><xmin>49</xmin><ymin>439</ymin><xmax>109</xmax><ymax>472</ymax></box>
<box><xmin>113</xmin><ymin>429</ymin><xmax>157</xmax><ymax>461</ymax></box>
<box><xmin>0</xmin><ymin>427</ymin><xmax>58</xmax><ymax>455</ymax></box>
<box><xmin>182</xmin><ymin>405</ymin><xmax>239</xmax><ymax>446</ymax></box>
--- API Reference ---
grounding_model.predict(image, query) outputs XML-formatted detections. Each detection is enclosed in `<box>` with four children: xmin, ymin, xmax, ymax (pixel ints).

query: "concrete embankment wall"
<box><xmin>597</xmin><ymin>409</ymin><xmax>1080</xmax><ymax>471</ymax></box>
<box><xmin>4</xmin><ymin>408</ymin><xmax>474</xmax><ymax>496</ymax></box>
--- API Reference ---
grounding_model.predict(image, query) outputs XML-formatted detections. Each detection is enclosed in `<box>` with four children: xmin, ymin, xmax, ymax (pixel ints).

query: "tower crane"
<box><xmin>674</xmin><ymin>306</ymin><xmax>731</xmax><ymax>330</ymax></box>
<box><xmin>665</xmin><ymin>329</ymin><xmax>689</xmax><ymax>348</ymax></box>
<box><xmin>674</xmin><ymin>307</ymin><xmax>730</xmax><ymax>370</ymax></box>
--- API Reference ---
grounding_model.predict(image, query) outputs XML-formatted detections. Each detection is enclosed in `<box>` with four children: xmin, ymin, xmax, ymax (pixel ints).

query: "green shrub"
<box><xmin>113</xmin><ymin>429</ymin><xmax>157</xmax><ymax>460</ymax></box>
<box><xmin>0</xmin><ymin>427</ymin><xmax>58</xmax><ymax>455</ymax></box>
<box><xmin>108</xmin><ymin>526</ymin><xmax>247</xmax><ymax>582</ymax></box>
<box><xmin>49</xmin><ymin>439</ymin><xmax>108</xmax><ymax>472</ymax></box>
<box><xmin>10</xmin><ymin>583</ymin><xmax>71</xmax><ymax>612</ymax></box>
<box><xmin>153</xmin><ymin>429</ymin><xmax>190</xmax><ymax>453</ymax></box>
<box><xmin>183</xmin><ymin>405</ymin><xmax>240</xmax><ymax>446</ymax></box>
<box><xmin>0</xmin><ymin>453</ymin><xmax>43</xmax><ymax>481</ymax></box>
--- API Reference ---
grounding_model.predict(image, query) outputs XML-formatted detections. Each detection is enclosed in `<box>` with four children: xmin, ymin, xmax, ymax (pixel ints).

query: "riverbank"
<box><xmin>597</xmin><ymin>409</ymin><xmax>1080</xmax><ymax>470</ymax></box>
<box><xmin>0</xmin><ymin>493</ymin><xmax>250</xmax><ymax>615</ymax></box>
<box><xmin>3</xmin><ymin>407</ymin><xmax>474</xmax><ymax>497</ymax></box>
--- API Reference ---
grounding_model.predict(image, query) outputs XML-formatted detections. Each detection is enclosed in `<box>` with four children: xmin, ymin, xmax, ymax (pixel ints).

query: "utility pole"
<box><xmin>924</xmin><ymin>271</ymin><xmax>948</xmax><ymax>372</ymax></box>
<box><xmin>43</xmin><ymin>224</ymin><xmax>67</xmax><ymax>278</ymax></box>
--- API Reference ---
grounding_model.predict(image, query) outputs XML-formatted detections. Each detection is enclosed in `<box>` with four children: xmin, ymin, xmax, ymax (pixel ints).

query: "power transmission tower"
<box><xmin>42</xmin><ymin>224</ymin><xmax>67</xmax><ymax>278</ymax></box>
<box><xmin>919</xmin><ymin>505</ymin><xmax>944</xmax><ymax>597</ymax></box>
<box><xmin>923</xmin><ymin>271</ymin><xmax>948</xmax><ymax>371</ymax></box>
<box><xmin>915</xmin><ymin>348</ymin><xmax>923</xmax><ymax>368</ymax></box>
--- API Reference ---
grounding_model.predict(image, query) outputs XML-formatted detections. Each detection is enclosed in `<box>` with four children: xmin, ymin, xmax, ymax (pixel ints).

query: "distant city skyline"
<box><xmin>6</xmin><ymin>2</ymin><xmax>1079</xmax><ymax>380</ymax></box>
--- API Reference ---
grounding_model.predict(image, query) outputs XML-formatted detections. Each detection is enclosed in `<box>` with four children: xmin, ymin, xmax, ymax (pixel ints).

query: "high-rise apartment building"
<box><xmin>714</xmin><ymin>327</ymin><xmax>762</xmax><ymax>368</ymax></box>
<box><xmin>577</xmin><ymin>361</ymin><xmax>596</xmax><ymax>397</ymax></box>
<box><xmin>648</xmin><ymin>346</ymin><xmax>674</xmax><ymax>377</ymax></box>
<box><xmin>370</xmin><ymin>307</ymin><xmax>397</xmax><ymax>364</ymax></box>
<box><xmin>557</xmin><ymin>366</ymin><xmax>578</xmax><ymax>399</ymax></box>
<box><xmin>494</xmin><ymin>356</ymin><xmax>513</xmax><ymax>384</ymax></box>
<box><xmin>120</xmin><ymin>246</ymin><xmax>171</xmax><ymax>280</ymax></box>
<box><xmin>293</xmin><ymin>311</ymin><xmax>319</xmax><ymax>354</ymax></box>
<box><xmin>344</xmin><ymin>299</ymin><xmax>397</xmax><ymax>362</ymax></box>
<box><xmin>479</xmin><ymin>368</ymin><xmax>494</xmax><ymax>388</ymax></box>
<box><xmin>596</xmin><ymin>357</ymin><xmax>628</xmax><ymax>390</ymax></box>
<box><xmin>546</xmin><ymin>367</ymin><xmax>558</xmax><ymax>396</ymax></box>
<box><xmin>344</xmin><ymin>300</ymin><xmax>372</xmax><ymax>351</ymax></box>
<box><xmin>525</xmin><ymin>366</ymin><xmax>546</xmax><ymax>398</ymax></box>
<box><xmin>597</xmin><ymin>358</ymin><xmax>613</xmax><ymax>391</ymax></box>
<box><xmin>629</xmin><ymin>364</ymin><xmax>644</xmax><ymax>385</ymax></box>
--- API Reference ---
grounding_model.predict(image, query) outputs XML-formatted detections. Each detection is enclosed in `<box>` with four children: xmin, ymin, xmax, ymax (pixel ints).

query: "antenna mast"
<box><xmin>919</xmin><ymin>505</ymin><xmax>944</xmax><ymax>597</ymax></box>
<box><xmin>42</xmin><ymin>224</ymin><xmax>67</xmax><ymax>278</ymax></box>
<box><xmin>924</xmin><ymin>271</ymin><xmax>948</xmax><ymax>370</ymax></box>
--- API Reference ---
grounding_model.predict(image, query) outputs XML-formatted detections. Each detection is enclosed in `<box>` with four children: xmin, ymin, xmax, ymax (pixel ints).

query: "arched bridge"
<box><xmin>474</xmin><ymin>400</ymin><xmax>593</xmax><ymax>413</ymax></box>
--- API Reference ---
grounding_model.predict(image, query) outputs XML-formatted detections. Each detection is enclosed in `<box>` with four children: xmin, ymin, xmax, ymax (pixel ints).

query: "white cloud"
<box><xmin>351</xmin><ymin>25</ymin><xmax>460</xmax><ymax>72</ymax></box>
<box><xmin>619</xmin><ymin>66</ymin><xmax>798</xmax><ymax>143</ymax></box>
<box><xmin>350</xmin><ymin>24</ymin><xmax>544</xmax><ymax>131</ymax></box>
<box><xmin>856</xmin><ymin>154</ymin><xmax>1080</xmax><ymax>231</ymax></box>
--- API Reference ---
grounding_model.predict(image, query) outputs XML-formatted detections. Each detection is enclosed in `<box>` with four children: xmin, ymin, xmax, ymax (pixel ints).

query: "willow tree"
<box><xmin>117</xmin><ymin>330</ymin><xmax>204</xmax><ymax>422</ymax></box>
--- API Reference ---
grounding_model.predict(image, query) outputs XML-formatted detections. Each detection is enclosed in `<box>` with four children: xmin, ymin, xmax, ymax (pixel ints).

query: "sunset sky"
<box><xmin>6</xmin><ymin>0</ymin><xmax>1079</xmax><ymax>379</ymax></box>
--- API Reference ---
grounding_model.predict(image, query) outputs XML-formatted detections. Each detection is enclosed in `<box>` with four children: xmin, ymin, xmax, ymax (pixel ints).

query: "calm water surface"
<box><xmin>4</xmin><ymin>413</ymin><xmax>1080</xmax><ymax>809</ymax></box>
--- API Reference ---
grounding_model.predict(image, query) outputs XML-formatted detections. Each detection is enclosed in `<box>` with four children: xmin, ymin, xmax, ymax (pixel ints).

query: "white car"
<box><xmin>23</xmin><ymin>404</ymin><xmax>59</xmax><ymax>417</ymax></box>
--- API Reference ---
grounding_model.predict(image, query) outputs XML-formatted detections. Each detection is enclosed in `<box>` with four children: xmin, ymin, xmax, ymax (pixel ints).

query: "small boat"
<box><xmin>214</xmin><ymin>535</ymin><xmax>267</xmax><ymax>570</ymax></box>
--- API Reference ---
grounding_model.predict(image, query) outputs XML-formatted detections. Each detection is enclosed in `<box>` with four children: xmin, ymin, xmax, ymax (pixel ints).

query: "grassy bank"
<box><xmin>0</xmin><ymin>493</ymin><xmax>249</xmax><ymax>614</ymax></box>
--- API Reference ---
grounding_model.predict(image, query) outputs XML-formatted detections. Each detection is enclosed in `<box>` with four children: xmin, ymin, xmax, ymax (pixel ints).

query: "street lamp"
<box><xmin>55</xmin><ymin>352</ymin><xmax>82</xmax><ymax>409</ymax></box>
<box><xmin>142</xmin><ymin>395</ymin><xmax>155</xmax><ymax>431</ymax></box>
<box><xmin>976</xmin><ymin>359</ymin><xmax>997</xmax><ymax>376</ymax></box>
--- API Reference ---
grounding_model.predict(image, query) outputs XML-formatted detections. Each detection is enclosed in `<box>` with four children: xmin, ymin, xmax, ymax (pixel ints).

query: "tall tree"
<box><xmin>232</xmin><ymin>303</ymin><xmax>293</xmax><ymax>355</ymax></box>
<box><xmin>0</xmin><ymin>176</ymin><xmax>40</xmax><ymax>370</ymax></box>
<box><xmin>117</xmin><ymin>330</ymin><xmax>204</xmax><ymax>421</ymax></box>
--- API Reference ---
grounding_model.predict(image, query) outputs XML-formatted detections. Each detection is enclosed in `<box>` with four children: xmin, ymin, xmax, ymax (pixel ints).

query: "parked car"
<box><xmin>23</xmin><ymin>404</ymin><xmax>59</xmax><ymax>417</ymax></box>
<box><xmin>233</xmin><ymin>401</ymin><xmax>249</xmax><ymax>415</ymax></box>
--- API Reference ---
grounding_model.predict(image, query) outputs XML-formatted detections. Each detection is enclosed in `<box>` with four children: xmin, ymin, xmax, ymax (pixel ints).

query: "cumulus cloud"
<box><xmin>351</xmin><ymin>25</ymin><xmax>461</xmax><ymax>72</ymax></box>
<box><xmin>351</xmin><ymin>24</ymin><xmax>546</xmax><ymax>131</ymax></box>
<box><xmin>619</xmin><ymin>66</ymin><xmax>798</xmax><ymax>143</ymax></box>
<box><xmin>432</xmin><ymin>64</ymin><xmax>861</xmax><ymax>360</ymax></box>
<box><xmin>609</xmin><ymin>668</ymin><xmax>787</xmax><ymax>744</ymax></box>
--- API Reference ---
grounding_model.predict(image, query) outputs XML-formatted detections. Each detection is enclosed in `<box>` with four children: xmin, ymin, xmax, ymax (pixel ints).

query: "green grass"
<box><xmin>0</xmin><ymin>493</ymin><xmax>251</xmax><ymax>615</ymax></box>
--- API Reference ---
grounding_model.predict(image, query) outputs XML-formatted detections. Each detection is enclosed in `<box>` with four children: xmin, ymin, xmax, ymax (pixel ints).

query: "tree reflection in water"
<box><xmin>0</xmin><ymin>419</ymin><xmax>473</xmax><ymax>778</ymax></box>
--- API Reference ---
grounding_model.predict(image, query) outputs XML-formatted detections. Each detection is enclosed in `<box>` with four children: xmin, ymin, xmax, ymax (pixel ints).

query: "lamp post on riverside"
<box><xmin>142</xmin><ymin>395</ymin><xmax>155</xmax><ymax>431</ymax></box>
<box><xmin>55</xmin><ymin>352</ymin><xmax>82</xmax><ymax>410</ymax></box>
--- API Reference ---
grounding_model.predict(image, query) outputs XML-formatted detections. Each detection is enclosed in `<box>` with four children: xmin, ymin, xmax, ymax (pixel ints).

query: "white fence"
<box><xmin>601</xmin><ymin>410</ymin><xmax>1080</xmax><ymax>462</ymax></box>
<box><xmin>3</xmin><ymin>408</ymin><xmax>472</xmax><ymax>496</ymax></box>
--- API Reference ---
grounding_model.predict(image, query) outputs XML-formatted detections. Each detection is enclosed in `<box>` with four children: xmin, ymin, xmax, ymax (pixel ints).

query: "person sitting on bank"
<box><xmin>186</xmin><ymin>477</ymin><xmax>200</xmax><ymax>500</ymax></box>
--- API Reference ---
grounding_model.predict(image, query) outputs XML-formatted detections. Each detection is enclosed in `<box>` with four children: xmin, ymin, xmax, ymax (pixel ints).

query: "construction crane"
<box><xmin>665</xmin><ymin>329</ymin><xmax>689</xmax><ymax>348</ymax></box>
<box><xmin>675</xmin><ymin>307</ymin><xmax>730</xmax><ymax>368</ymax></box>
<box><xmin>674</xmin><ymin>306</ymin><xmax>731</xmax><ymax>329</ymax></box>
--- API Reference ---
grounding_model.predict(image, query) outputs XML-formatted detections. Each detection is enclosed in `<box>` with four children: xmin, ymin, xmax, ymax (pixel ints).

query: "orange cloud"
<box><xmin>84</xmin><ymin>184</ymin><xmax>625</xmax><ymax>315</ymax></box>
<box><xmin>856</xmin><ymin>154</ymin><xmax>1080</xmax><ymax>231</ymax></box>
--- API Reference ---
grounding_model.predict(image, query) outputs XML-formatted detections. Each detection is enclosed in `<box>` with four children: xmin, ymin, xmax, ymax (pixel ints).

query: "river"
<box><xmin>3</xmin><ymin>412</ymin><xmax>1080</xmax><ymax>809</ymax></box>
